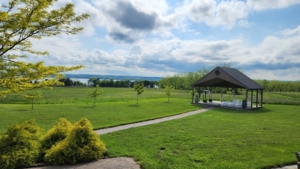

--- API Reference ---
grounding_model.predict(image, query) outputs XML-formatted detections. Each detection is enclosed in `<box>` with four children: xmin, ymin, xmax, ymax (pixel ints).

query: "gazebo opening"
<box><xmin>192</xmin><ymin>67</ymin><xmax>264</xmax><ymax>110</ymax></box>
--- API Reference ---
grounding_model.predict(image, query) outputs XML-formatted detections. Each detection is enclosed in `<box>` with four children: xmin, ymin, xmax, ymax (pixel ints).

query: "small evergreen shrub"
<box><xmin>44</xmin><ymin>118</ymin><xmax>106</xmax><ymax>165</ymax></box>
<box><xmin>40</xmin><ymin>118</ymin><xmax>73</xmax><ymax>155</ymax></box>
<box><xmin>0</xmin><ymin>120</ymin><xmax>40</xmax><ymax>169</ymax></box>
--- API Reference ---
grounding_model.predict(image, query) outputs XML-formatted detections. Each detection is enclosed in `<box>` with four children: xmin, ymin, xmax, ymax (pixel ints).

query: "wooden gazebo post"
<box><xmin>220</xmin><ymin>88</ymin><xmax>223</xmax><ymax>102</ymax></box>
<box><xmin>192</xmin><ymin>86</ymin><xmax>195</xmax><ymax>103</ymax></box>
<box><xmin>251</xmin><ymin>90</ymin><xmax>253</xmax><ymax>109</ymax></box>
<box><xmin>260</xmin><ymin>89</ymin><xmax>263</xmax><ymax>107</ymax></box>
<box><xmin>233</xmin><ymin>88</ymin><xmax>235</xmax><ymax>100</ymax></box>
<box><xmin>245</xmin><ymin>89</ymin><xmax>248</xmax><ymax>109</ymax></box>
<box><xmin>256</xmin><ymin>90</ymin><xmax>258</xmax><ymax>108</ymax></box>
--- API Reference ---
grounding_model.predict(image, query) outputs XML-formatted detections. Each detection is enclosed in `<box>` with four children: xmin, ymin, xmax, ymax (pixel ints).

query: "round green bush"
<box><xmin>44</xmin><ymin>118</ymin><xmax>106</xmax><ymax>165</ymax></box>
<box><xmin>41</xmin><ymin>118</ymin><xmax>73</xmax><ymax>154</ymax></box>
<box><xmin>0</xmin><ymin>120</ymin><xmax>41</xmax><ymax>169</ymax></box>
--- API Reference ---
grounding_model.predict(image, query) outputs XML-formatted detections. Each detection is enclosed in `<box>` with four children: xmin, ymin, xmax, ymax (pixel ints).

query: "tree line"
<box><xmin>159</xmin><ymin>69</ymin><xmax>210</xmax><ymax>90</ymax></box>
<box><xmin>58</xmin><ymin>78</ymin><xmax>159</xmax><ymax>88</ymax></box>
<box><xmin>159</xmin><ymin>69</ymin><xmax>300</xmax><ymax>92</ymax></box>
<box><xmin>255</xmin><ymin>79</ymin><xmax>300</xmax><ymax>92</ymax></box>
<box><xmin>59</xmin><ymin>78</ymin><xmax>85</xmax><ymax>87</ymax></box>
<box><xmin>87</xmin><ymin>78</ymin><xmax>159</xmax><ymax>88</ymax></box>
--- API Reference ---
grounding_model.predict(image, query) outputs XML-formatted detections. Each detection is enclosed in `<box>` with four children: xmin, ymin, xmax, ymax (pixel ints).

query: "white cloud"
<box><xmin>213</xmin><ymin>0</ymin><xmax>249</xmax><ymax>28</ymax></box>
<box><xmin>282</xmin><ymin>25</ymin><xmax>300</xmax><ymax>36</ymax></box>
<box><xmin>31</xmin><ymin>35</ymin><xmax>82</xmax><ymax>55</ymax></box>
<box><xmin>238</xmin><ymin>20</ymin><xmax>253</xmax><ymax>27</ymax></box>
<box><xmin>186</xmin><ymin>0</ymin><xmax>216</xmax><ymax>23</ymax></box>
<box><xmin>247</xmin><ymin>0</ymin><xmax>300</xmax><ymax>11</ymax></box>
<box><xmin>247</xmin><ymin>68</ymin><xmax>300</xmax><ymax>81</ymax></box>
<box><xmin>183</xmin><ymin>0</ymin><xmax>249</xmax><ymax>29</ymax></box>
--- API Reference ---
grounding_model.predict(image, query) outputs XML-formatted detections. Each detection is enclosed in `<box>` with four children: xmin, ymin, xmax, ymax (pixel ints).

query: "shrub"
<box><xmin>40</xmin><ymin>118</ymin><xmax>73</xmax><ymax>156</ymax></box>
<box><xmin>44</xmin><ymin>118</ymin><xmax>106</xmax><ymax>165</ymax></box>
<box><xmin>0</xmin><ymin>120</ymin><xmax>40</xmax><ymax>169</ymax></box>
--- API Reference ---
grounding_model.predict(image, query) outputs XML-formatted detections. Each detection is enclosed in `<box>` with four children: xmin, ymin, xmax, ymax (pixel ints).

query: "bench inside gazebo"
<box><xmin>192</xmin><ymin>67</ymin><xmax>264</xmax><ymax>110</ymax></box>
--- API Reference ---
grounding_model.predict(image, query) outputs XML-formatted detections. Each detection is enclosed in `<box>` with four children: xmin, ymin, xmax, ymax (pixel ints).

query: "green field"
<box><xmin>0</xmin><ymin>87</ymin><xmax>299</xmax><ymax>168</ymax></box>
<box><xmin>0</xmin><ymin>87</ymin><xmax>191</xmax><ymax>104</ymax></box>
<box><xmin>0</xmin><ymin>87</ymin><xmax>198</xmax><ymax>134</ymax></box>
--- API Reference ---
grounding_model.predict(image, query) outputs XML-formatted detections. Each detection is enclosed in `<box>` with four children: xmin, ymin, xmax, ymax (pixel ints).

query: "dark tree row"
<box><xmin>87</xmin><ymin>78</ymin><xmax>159</xmax><ymax>88</ymax></box>
<box><xmin>59</xmin><ymin>78</ymin><xmax>85</xmax><ymax>87</ymax></box>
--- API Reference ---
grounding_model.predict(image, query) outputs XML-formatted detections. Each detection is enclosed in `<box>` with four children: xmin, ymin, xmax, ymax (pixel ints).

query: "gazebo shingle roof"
<box><xmin>192</xmin><ymin>67</ymin><xmax>264</xmax><ymax>89</ymax></box>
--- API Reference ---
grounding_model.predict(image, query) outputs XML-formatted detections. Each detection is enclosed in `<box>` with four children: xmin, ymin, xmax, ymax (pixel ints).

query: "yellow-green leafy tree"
<box><xmin>23</xmin><ymin>89</ymin><xmax>43</xmax><ymax>109</ymax></box>
<box><xmin>88</xmin><ymin>85</ymin><xmax>103</xmax><ymax>107</ymax></box>
<box><xmin>164</xmin><ymin>85</ymin><xmax>174</xmax><ymax>102</ymax></box>
<box><xmin>134</xmin><ymin>82</ymin><xmax>144</xmax><ymax>104</ymax></box>
<box><xmin>0</xmin><ymin>0</ymin><xmax>90</xmax><ymax>96</ymax></box>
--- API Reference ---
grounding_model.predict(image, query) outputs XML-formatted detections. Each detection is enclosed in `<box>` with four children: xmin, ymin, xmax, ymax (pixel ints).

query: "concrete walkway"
<box><xmin>272</xmin><ymin>165</ymin><xmax>297</xmax><ymax>169</ymax></box>
<box><xmin>95</xmin><ymin>107</ymin><xmax>215</xmax><ymax>135</ymax></box>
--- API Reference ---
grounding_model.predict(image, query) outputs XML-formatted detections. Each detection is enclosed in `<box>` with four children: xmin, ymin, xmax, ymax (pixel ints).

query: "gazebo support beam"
<box><xmin>192</xmin><ymin>87</ymin><xmax>195</xmax><ymax>103</ymax></box>
<box><xmin>256</xmin><ymin>90</ymin><xmax>258</xmax><ymax>108</ymax></box>
<box><xmin>260</xmin><ymin>90</ymin><xmax>264</xmax><ymax>107</ymax></box>
<box><xmin>245</xmin><ymin>89</ymin><xmax>248</xmax><ymax>109</ymax></box>
<box><xmin>221</xmin><ymin>88</ymin><xmax>223</xmax><ymax>102</ymax></box>
<box><xmin>251</xmin><ymin>90</ymin><xmax>253</xmax><ymax>109</ymax></box>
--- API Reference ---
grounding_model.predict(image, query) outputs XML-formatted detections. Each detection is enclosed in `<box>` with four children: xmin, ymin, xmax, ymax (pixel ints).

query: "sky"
<box><xmin>3</xmin><ymin>0</ymin><xmax>300</xmax><ymax>81</ymax></box>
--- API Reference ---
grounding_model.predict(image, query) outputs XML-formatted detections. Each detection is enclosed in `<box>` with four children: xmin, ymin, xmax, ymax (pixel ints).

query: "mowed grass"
<box><xmin>0</xmin><ymin>87</ymin><xmax>191</xmax><ymax>104</ymax></box>
<box><xmin>101</xmin><ymin>104</ymin><xmax>300</xmax><ymax>169</ymax></box>
<box><xmin>1</xmin><ymin>87</ymin><xmax>300</xmax><ymax>168</ymax></box>
<box><xmin>0</xmin><ymin>87</ymin><xmax>199</xmax><ymax>133</ymax></box>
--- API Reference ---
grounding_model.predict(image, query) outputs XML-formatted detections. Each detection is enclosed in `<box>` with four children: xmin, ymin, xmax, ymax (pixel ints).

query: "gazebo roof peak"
<box><xmin>193</xmin><ymin>67</ymin><xmax>264</xmax><ymax>89</ymax></box>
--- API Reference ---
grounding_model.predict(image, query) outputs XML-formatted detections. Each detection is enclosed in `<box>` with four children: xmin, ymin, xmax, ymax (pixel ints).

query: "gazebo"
<box><xmin>192</xmin><ymin>67</ymin><xmax>264</xmax><ymax>109</ymax></box>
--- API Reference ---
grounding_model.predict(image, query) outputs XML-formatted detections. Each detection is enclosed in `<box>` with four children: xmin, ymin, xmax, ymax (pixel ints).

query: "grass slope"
<box><xmin>101</xmin><ymin>104</ymin><xmax>300</xmax><ymax>169</ymax></box>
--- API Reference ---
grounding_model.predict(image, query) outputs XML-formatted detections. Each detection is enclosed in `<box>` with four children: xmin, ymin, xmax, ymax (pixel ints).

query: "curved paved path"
<box><xmin>95</xmin><ymin>107</ymin><xmax>215</xmax><ymax>135</ymax></box>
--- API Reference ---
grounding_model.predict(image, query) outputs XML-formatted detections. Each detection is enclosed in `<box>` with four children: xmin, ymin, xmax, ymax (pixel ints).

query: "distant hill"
<box><xmin>64</xmin><ymin>74</ymin><xmax>162</xmax><ymax>81</ymax></box>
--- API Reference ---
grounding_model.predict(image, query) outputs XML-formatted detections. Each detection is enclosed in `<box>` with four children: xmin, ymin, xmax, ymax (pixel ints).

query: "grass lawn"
<box><xmin>101</xmin><ymin>104</ymin><xmax>300</xmax><ymax>169</ymax></box>
<box><xmin>1</xmin><ymin>87</ymin><xmax>299</xmax><ymax>168</ymax></box>
<box><xmin>0</xmin><ymin>87</ymin><xmax>191</xmax><ymax>104</ymax></box>
<box><xmin>0</xmin><ymin>87</ymin><xmax>198</xmax><ymax>133</ymax></box>
<box><xmin>0</xmin><ymin>98</ymin><xmax>201</xmax><ymax>134</ymax></box>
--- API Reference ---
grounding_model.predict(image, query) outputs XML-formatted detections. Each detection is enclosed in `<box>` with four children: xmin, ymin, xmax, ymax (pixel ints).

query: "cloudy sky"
<box><xmin>7</xmin><ymin>0</ymin><xmax>300</xmax><ymax>80</ymax></box>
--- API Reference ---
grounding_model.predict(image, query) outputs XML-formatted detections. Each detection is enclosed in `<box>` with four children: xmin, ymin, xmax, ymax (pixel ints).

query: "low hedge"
<box><xmin>44</xmin><ymin>118</ymin><xmax>106</xmax><ymax>165</ymax></box>
<box><xmin>0</xmin><ymin>120</ymin><xmax>41</xmax><ymax>169</ymax></box>
<box><xmin>0</xmin><ymin>118</ymin><xmax>106</xmax><ymax>168</ymax></box>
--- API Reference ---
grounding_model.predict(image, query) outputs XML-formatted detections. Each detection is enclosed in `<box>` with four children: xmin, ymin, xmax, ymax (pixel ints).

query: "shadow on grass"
<box><xmin>81</xmin><ymin>106</ymin><xmax>97</xmax><ymax>109</ymax></box>
<box><xmin>14</xmin><ymin>109</ymin><xmax>29</xmax><ymax>112</ymax></box>
<box><xmin>128</xmin><ymin>104</ymin><xmax>140</xmax><ymax>107</ymax></box>
<box><xmin>216</xmin><ymin>107</ymin><xmax>272</xmax><ymax>114</ymax></box>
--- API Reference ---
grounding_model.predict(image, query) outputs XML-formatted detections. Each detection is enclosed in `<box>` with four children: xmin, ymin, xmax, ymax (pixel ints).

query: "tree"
<box><xmin>22</xmin><ymin>89</ymin><xmax>43</xmax><ymax>109</ymax></box>
<box><xmin>164</xmin><ymin>85</ymin><xmax>174</xmax><ymax>102</ymax></box>
<box><xmin>88</xmin><ymin>78</ymin><xmax>96</xmax><ymax>87</ymax></box>
<box><xmin>0</xmin><ymin>0</ymin><xmax>90</xmax><ymax>96</ymax></box>
<box><xmin>133</xmin><ymin>82</ymin><xmax>144</xmax><ymax>104</ymax></box>
<box><xmin>88</xmin><ymin>85</ymin><xmax>103</xmax><ymax>106</ymax></box>
<box><xmin>59</xmin><ymin>78</ymin><xmax>73</xmax><ymax>86</ymax></box>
